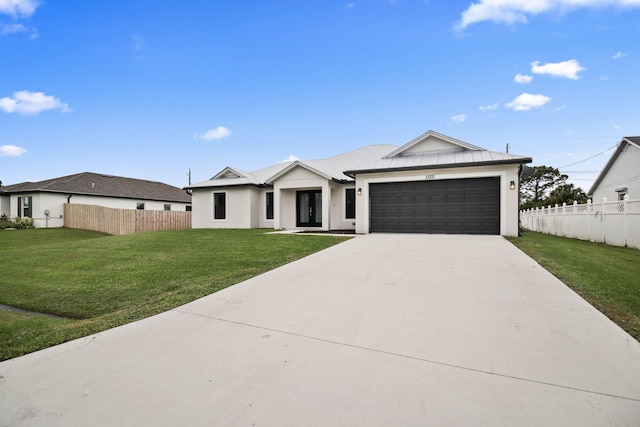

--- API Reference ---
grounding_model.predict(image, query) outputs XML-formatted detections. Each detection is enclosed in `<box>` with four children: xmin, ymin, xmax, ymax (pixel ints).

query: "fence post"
<box><xmin>602</xmin><ymin>197</ymin><xmax>607</xmax><ymax>244</ymax></box>
<box><xmin>587</xmin><ymin>199</ymin><xmax>592</xmax><ymax>241</ymax></box>
<box><xmin>572</xmin><ymin>201</ymin><xmax>577</xmax><ymax>238</ymax></box>
<box><xmin>624</xmin><ymin>194</ymin><xmax>629</xmax><ymax>247</ymax></box>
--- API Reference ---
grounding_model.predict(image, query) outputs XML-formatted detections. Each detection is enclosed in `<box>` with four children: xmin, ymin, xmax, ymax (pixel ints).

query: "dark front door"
<box><xmin>296</xmin><ymin>190</ymin><xmax>322</xmax><ymax>227</ymax></box>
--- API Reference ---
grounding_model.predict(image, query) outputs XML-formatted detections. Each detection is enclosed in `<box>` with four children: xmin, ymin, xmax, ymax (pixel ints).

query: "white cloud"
<box><xmin>131</xmin><ymin>34</ymin><xmax>145</xmax><ymax>51</ymax></box>
<box><xmin>0</xmin><ymin>0</ymin><xmax>39</xmax><ymax>17</ymax></box>
<box><xmin>194</xmin><ymin>126</ymin><xmax>232</xmax><ymax>141</ymax></box>
<box><xmin>479</xmin><ymin>103</ymin><xmax>499</xmax><ymax>111</ymax></box>
<box><xmin>346</xmin><ymin>2</ymin><xmax>355</xmax><ymax>8</ymax></box>
<box><xmin>505</xmin><ymin>93</ymin><xmax>551</xmax><ymax>111</ymax></box>
<box><xmin>514</xmin><ymin>73</ymin><xmax>533</xmax><ymax>84</ymax></box>
<box><xmin>455</xmin><ymin>0</ymin><xmax>640</xmax><ymax>30</ymax></box>
<box><xmin>281</xmin><ymin>155</ymin><xmax>300</xmax><ymax>163</ymax></box>
<box><xmin>0</xmin><ymin>91</ymin><xmax>71</xmax><ymax>115</ymax></box>
<box><xmin>612</xmin><ymin>51</ymin><xmax>627</xmax><ymax>59</ymax></box>
<box><xmin>450</xmin><ymin>114</ymin><xmax>467</xmax><ymax>123</ymax></box>
<box><xmin>0</xmin><ymin>144</ymin><xmax>27</xmax><ymax>157</ymax></box>
<box><xmin>531</xmin><ymin>59</ymin><xmax>585</xmax><ymax>79</ymax></box>
<box><xmin>0</xmin><ymin>23</ymin><xmax>37</xmax><ymax>39</ymax></box>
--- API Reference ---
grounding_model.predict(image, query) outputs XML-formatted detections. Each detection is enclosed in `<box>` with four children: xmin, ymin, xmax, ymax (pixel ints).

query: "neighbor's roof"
<box><xmin>186</xmin><ymin>144</ymin><xmax>398</xmax><ymax>189</ymax></box>
<box><xmin>589</xmin><ymin>136</ymin><xmax>640</xmax><ymax>195</ymax></box>
<box><xmin>3</xmin><ymin>172</ymin><xmax>192</xmax><ymax>203</ymax></box>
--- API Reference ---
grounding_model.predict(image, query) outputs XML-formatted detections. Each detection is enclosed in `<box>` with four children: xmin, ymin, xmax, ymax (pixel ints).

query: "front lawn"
<box><xmin>0</xmin><ymin>228</ymin><xmax>349</xmax><ymax>361</ymax></box>
<box><xmin>507</xmin><ymin>231</ymin><xmax>640</xmax><ymax>341</ymax></box>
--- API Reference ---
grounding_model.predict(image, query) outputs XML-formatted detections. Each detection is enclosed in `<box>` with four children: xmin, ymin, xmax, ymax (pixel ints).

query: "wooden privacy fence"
<box><xmin>64</xmin><ymin>203</ymin><xmax>191</xmax><ymax>235</ymax></box>
<box><xmin>520</xmin><ymin>196</ymin><xmax>640</xmax><ymax>249</ymax></box>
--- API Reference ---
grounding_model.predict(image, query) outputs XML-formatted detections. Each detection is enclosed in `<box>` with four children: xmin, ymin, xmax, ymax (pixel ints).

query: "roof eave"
<box><xmin>588</xmin><ymin>138</ymin><xmax>639</xmax><ymax>195</ymax></box>
<box><xmin>345</xmin><ymin>158</ymin><xmax>533</xmax><ymax>176</ymax></box>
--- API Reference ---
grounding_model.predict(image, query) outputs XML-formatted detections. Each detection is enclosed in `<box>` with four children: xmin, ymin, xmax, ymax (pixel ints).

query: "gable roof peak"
<box><xmin>383</xmin><ymin>130</ymin><xmax>483</xmax><ymax>159</ymax></box>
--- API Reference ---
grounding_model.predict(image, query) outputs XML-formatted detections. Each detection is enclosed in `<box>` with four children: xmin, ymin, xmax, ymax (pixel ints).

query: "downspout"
<box><xmin>67</xmin><ymin>194</ymin><xmax>73</xmax><ymax>203</ymax></box>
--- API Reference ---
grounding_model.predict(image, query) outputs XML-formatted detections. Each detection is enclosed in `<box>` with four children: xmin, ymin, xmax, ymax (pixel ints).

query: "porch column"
<box><xmin>321</xmin><ymin>181</ymin><xmax>330</xmax><ymax>231</ymax></box>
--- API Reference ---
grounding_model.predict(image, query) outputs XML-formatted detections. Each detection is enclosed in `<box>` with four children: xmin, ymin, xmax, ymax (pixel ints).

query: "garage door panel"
<box><xmin>370</xmin><ymin>177</ymin><xmax>500</xmax><ymax>235</ymax></box>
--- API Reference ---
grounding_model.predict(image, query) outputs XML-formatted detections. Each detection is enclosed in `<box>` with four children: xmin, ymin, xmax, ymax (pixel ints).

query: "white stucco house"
<box><xmin>589</xmin><ymin>136</ymin><xmax>640</xmax><ymax>202</ymax></box>
<box><xmin>187</xmin><ymin>131</ymin><xmax>532</xmax><ymax>236</ymax></box>
<box><xmin>0</xmin><ymin>172</ymin><xmax>192</xmax><ymax>228</ymax></box>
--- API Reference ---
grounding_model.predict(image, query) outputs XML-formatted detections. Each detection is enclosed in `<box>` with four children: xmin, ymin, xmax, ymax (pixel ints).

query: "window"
<box><xmin>186</xmin><ymin>205</ymin><xmax>192</xmax><ymax>212</ymax></box>
<box><xmin>265</xmin><ymin>191</ymin><xmax>274</xmax><ymax>220</ymax></box>
<box><xmin>137</xmin><ymin>202</ymin><xmax>145</xmax><ymax>210</ymax></box>
<box><xmin>345</xmin><ymin>188</ymin><xmax>355</xmax><ymax>219</ymax></box>
<box><xmin>18</xmin><ymin>196</ymin><xmax>32</xmax><ymax>218</ymax></box>
<box><xmin>213</xmin><ymin>192</ymin><xmax>226</xmax><ymax>220</ymax></box>
<box><xmin>164</xmin><ymin>204</ymin><xmax>171</xmax><ymax>211</ymax></box>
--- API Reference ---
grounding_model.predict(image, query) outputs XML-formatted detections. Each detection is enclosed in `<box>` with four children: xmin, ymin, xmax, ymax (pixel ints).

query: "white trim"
<box><xmin>212</xmin><ymin>190</ymin><xmax>228</xmax><ymax>222</ymax></box>
<box><xmin>359</xmin><ymin>170</ymin><xmax>507</xmax><ymax>235</ymax></box>
<box><xmin>343</xmin><ymin>186</ymin><xmax>356</xmax><ymax>221</ymax></box>
<box><xmin>264</xmin><ymin>191</ymin><xmax>274</xmax><ymax>222</ymax></box>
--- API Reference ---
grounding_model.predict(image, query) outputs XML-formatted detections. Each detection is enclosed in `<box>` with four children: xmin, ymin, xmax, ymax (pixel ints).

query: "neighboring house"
<box><xmin>0</xmin><ymin>172</ymin><xmax>192</xmax><ymax>228</ymax></box>
<box><xmin>589</xmin><ymin>136</ymin><xmax>640</xmax><ymax>202</ymax></box>
<box><xmin>187</xmin><ymin>130</ymin><xmax>531</xmax><ymax>236</ymax></box>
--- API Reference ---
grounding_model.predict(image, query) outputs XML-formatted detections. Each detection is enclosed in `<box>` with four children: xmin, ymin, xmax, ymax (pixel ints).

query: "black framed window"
<box><xmin>164</xmin><ymin>204</ymin><xmax>171</xmax><ymax>211</ymax></box>
<box><xmin>266</xmin><ymin>191</ymin><xmax>274</xmax><ymax>220</ymax></box>
<box><xmin>136</xmin><ymin>202</ymin><xmax>145</xmax><ymax>210</ymax></box>
<box><xmin>345</xmin><ymin>188</ymin><xmax>355</xmax><ymax>219</ymax></box>
<box><xmin>214</xmin><ymin>192</ymin><xmax>226</xmax><ymax>220</ymax></box>
<box><xmin>186</xmin><ymin>205</ymin><xmax>192</xmax><ymax>212</ymax></box>
<box><xmin>18</xmin><ymin>196</ymin><xmax>32</xmax><ymax>218</ymax></box>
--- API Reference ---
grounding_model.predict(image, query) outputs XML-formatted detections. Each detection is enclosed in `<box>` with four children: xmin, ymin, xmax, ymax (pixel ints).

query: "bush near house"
<box><xmin>0</xmin><ymin>215</ymin><xmax>34</xmax><ymax>229</ymax></box>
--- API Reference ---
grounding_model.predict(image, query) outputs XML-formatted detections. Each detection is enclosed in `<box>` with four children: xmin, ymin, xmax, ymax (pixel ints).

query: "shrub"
<box><xmin>13</xmin><ymin>217</ymin><xmax>35</xmax><ymax>229</ymax></box>
<box><xmin>0</xmin><ymin>217</ymin><xmax>35</xmax><ymax>229</ymax></box>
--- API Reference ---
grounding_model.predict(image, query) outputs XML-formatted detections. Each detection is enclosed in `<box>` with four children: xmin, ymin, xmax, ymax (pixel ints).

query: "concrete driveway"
<box><xmin>1</xmin><ymin>234</ymin><xmax>639</xmax><ymax>426</ymax></box>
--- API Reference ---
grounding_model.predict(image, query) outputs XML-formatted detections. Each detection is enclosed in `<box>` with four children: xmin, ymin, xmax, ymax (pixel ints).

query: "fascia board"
<box><xmin>265</xmin><ymin>161</ymin><xmax>333</xmax><ymax>184</ymax></box>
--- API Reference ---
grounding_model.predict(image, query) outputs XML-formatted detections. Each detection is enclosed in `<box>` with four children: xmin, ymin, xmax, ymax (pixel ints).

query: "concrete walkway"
<box><xmin>1</xmin><ymin>234</ymin><xmax>639</xmax><ymax>426</ymax></box>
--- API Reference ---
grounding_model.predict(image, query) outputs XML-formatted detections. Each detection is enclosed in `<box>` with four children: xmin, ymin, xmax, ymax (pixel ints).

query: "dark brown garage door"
<box><xmin>370</xmin><ymin>177</ymin><xmax>500</xmax><ymax>234</ymax></box>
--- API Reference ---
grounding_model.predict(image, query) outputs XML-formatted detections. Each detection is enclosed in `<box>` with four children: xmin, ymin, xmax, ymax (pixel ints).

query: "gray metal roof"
<box><xmin>345</xmin><ymin>149</ymin><xmax>532</xmax><ymax>176</ymax></box>
<box><xmin>187</xmin><ymin>144</ymin><xmax>398</xmax><ymax>189</ymax></box>
<box><xmin>3</xmin><ymin>172</ymin><xmax>192</xmax><ymax>203</ymax></box>
<box><xmin>188</xmin><ymin>130</ymin><xmax>533</xmax><ymax>189</ymax></box>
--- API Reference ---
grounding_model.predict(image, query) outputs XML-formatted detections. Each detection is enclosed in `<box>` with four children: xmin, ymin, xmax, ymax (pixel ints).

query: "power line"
<box><xmin>558</xmin><ymin>145</ymin><xmax>617</xmax><ymax>169</ymax></box>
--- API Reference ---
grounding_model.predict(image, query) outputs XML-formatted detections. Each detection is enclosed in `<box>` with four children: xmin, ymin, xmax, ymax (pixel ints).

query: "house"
<box><xmin>589</xmin><ymin>136</ymin><xmax>640</xmax><ymax>202</ymax></box>
<box><xmin>0</xmin><ymin>172</ymin><xmax>192</xmax><ymax>228</ymax></box>
<box><xmin>187</xmin><ymin>130</ymin><xmax>532</xmax><ymax>236</ymax></box>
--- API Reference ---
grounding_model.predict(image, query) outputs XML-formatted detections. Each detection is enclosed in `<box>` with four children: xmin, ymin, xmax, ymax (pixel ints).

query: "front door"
<box><xmin>296</xmin><ymin>190</ymin><xmax>322</xmax><ymax>227</ymax></box>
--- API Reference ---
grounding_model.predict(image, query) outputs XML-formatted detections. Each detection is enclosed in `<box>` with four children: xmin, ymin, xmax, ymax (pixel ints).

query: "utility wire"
<box><xmin>559</xmin><ymin>145</ymin><xmax>617</xmax><ymax>169</ymax></box>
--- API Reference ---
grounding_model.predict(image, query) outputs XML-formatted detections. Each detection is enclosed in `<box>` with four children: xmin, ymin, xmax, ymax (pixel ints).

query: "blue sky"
<box><xmin>1</xmin><ymin>1</ymin><xmax>639</xmax><ymax>191</ymax></box>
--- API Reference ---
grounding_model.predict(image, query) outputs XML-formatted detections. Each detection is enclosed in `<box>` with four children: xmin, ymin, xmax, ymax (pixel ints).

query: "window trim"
<box><xmin>213</xmin><ymin>191</ymin><xmax>227</xmax><ymax>221</ymax></box>
<box><xmin>265</xmin><ymin>191</ymin><xmax>274</xmax><ymax>221</ymax></box>
<box><xmin>344</xmin><ymin>187</ymin><xmax>356</xmax><ymax>220</ymax></box>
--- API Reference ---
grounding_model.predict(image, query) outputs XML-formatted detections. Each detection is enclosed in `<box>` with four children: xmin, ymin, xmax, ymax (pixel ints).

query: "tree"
<box><xmin>520</xmin><ymin>166</ymin><xmax>568</xmax><ymax>210</ymax></box>
<box><xmin>547</xmin><ymin>183</ymin><xmax>589</xmax><ymax>207</ymax></box>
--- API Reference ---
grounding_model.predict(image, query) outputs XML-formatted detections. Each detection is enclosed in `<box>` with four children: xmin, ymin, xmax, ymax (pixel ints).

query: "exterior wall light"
<box><xmin>357</xmin><ymin>188</ymin><xmax>362</xmax><ymax>196</ymax></box>
<box><xmin>510</xmin><ymin>181</ymin><xmax>516</xmax><ymax>190</ymax></box>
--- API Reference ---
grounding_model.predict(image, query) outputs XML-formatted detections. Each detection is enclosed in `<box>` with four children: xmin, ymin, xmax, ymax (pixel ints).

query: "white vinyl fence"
<box><xmin>520</xmin><ymin>195</ymin><xmax>640</xmax><ymax>249</ymax></box>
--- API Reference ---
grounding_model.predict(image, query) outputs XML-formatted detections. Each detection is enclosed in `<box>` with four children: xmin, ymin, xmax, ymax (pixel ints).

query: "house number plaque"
<box><xmin>425</xmin><ymin>174</ymin><xmax>435</xmax><ymax>180</ymax></box>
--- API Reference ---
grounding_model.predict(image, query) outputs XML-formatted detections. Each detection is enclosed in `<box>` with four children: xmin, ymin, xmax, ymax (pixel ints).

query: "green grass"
<box><xmin>0</xmin><ymin>228</ymin><xmax>349</xmax><ymax>361</ymax></box>
<box><xmin>507</xmin><ymin>231</ymin><xmax>640</xmax><ymax>341</ymax></box>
